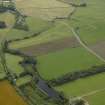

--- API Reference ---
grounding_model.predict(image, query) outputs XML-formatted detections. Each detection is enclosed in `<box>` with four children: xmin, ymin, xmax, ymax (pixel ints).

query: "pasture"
<box><xmin>0</xmin><ymin>61</ymin><xmax>6</xmax><ymax>79</ymax></box>
<box><xmin>85</xmin><ymin>91</ymin><xmax>105</xmax><ymax>105</ymax></box>
<box><xmin>56</xmin><ymin>73</ymin><xmax>105</xmax><ymax>105</ymax></box>
<box><xmin>10</xmin><ymin>20</ymin><xmax>73</xmax><ymax>48</ymax></box>
<box><xmin>69</xmin><ymin>0</ymin><xmax>105</xmax><ymax>45</ymax></box>
<box><xmin>37</xmin><ymin>47</ymin><xmax>103</xmax><ymax>80</ymax></box>
<box><xmin>56</xmin><ymin>73</ymin><xmax>105</xmax><ymax>97</ymax></box>
<box><xmin>5</xmin><ymin>54</ymin><xmax>25</xmax><ymax>76</ymax></box>
<box><xmin>0</xmin><ymin>12</ymin><xmax>15</xmax><ymax>28</ymax></box>
<box><xmin>0</xmin><ymin>5</ymin><xmax>52</xmax><ymax>41</ymax></box>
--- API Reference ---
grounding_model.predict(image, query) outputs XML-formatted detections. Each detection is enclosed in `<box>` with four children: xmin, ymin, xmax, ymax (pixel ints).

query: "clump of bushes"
<box><xmin>0</xmin><ymin>1</ymin><xmax>28</xmax><ymax>31</ymax></box>
<box><xmin>0</xmin><ymin>6</ymin><xmax>6</xmax><ymax>12</ymax></box>
<box><xmin>13</xmin><ymin>22</ymin><xmax>29</xmax><ymax>31</ymax></box>
<box><xmin>13</xmin><ymin>15</ymin><xmax>29</xmax><ymax>31</ymax></box>
<box><xmin>0</xmin><ymin>21</ymin><xmax>6</xmax><ymax>28</ymax></box>
<box><xmin>0</xmin><ymin>1</ymin><xmax>15</xmax><ymax>12</ymax></box>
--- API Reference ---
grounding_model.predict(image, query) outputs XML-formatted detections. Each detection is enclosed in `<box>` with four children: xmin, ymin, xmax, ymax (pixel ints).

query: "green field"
<box><xmin>10</xmin><ymin>0</ymin><xmax>105</xmax><ymax>48</ymax></box>
<box><xmin>86</xmin><ymin>91</ymin><xmax>105</xmax><ymax>105</ymax></box>
<box><xmin>0</xmin><ymin>59</ymin><xmax>6</xmax><ymax>79</ymax></box>
<box><xmin>56</xmin><ymin>73</ymin><xmax>105</xmax><ymax>97</ymax></box>
<box><xmin>5</xmin><ymin>54</ymin><xmax>24</xmax><ymax>76</ymax></box>
<box><xmin>37</xmin><ymin>47</ymin><xmax>103</xmax><ymax>80</ymax></box>
<box><xmin>0</xmin><ymin>12</ymin><xmax>15</xmax><ymax>28</ymax></box>
<box><xmin>0</xmin><ymin>8</ymin><xmax>52</xmax><ymax>41</ymax></box>
<box><xmin>56</xmin><ymin>73</ymin><xmax>105</xmax><ymax>105</ymax></box>
<box><xmin>10</xmin><ymin>20</ymin><xmax>73</xmax><ymax>48</ymax></box>
<box><xmin>68</xmin><ymin>0</ymin><xmax>105</xmax><ymax>44</ymax></box>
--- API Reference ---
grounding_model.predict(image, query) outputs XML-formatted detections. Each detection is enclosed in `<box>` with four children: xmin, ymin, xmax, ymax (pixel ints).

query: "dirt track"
<box><xmin>20</xmin><ymin>36</ymin><xmax>80</xmax><ymax>56</ymax></box>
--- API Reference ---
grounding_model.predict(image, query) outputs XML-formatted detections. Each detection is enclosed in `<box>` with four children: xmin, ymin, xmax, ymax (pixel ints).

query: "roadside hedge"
<box><xmin>48</xmin><ymin>65</ymin><xmax>105</xmax><ymax>86</ymax></box>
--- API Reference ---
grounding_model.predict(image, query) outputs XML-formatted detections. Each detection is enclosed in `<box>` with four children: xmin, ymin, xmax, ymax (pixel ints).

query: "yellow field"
<box><xmin>15</xmin><ymin>0</ymin><xmax>74</xmax><ymax>20</ymax></box>
<box><xmin>0</xmin><ymin>80</ymin><xmax>27</xmax><ymax>105</ymax></box>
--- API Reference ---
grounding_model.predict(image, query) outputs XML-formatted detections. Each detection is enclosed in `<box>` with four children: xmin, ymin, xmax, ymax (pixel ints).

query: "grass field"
<box><xmin>37</xmin><ymin>47</ymin><xmax>103</xmax><ymax>80</ymax></box>
<box><xmin>10</xmin><ymin>20</ymin><xmax>73</xmax><ymax>48</ymax></box>
<box><xmin>5</xmin><ymin>54</ymin><xmax>25</xmax><ymax>76</ymax></box>
<box><xmin>56</xmin><ymin>73</ymin><xmax>105</xmax><ymax>97</ymax></box>
<box><xmin>21</xmin><ymin>84</ymin><xmax>59</xmax><ymax>105</ymax></box>
<box><xmin>68</xmin><ymin>0</ymin><xmax>105</xmax><ymax>45</ymax></box>
<box><xmin>0</xmin><ymin>15</ymin><xmax>51</xmax><ymax>41</ymax></box>
<box><xmin>8</xmin><ymin>0</ymin><xmax>105</xmax><ymax>48</ymax></box>
<box><xmin>15</xmin><ymin>0</ymin><xmax>74</xmax><ymax>20</ymax></box>
<box><xmin>85</xmin><ymin>91</ymin><xmax>105</xmax><ymax>105</ymax></box>
<box><xmin>56</xmin><ymin>73</ymin><xmax>105</xmax><ymax>105</ymax></box>
<box><xmin>0</xmin><ymin>12</ymin><xmax>15</xmax><ymax>28</ymax></box>
<box><xmin>59</xmin><ymin>0</ymin><xmax>82</xmax><ymax>4</ymax></box>
<box><xmin>0</xmin><ymin>61</ymin><xmax>6</xmax><ymax>79</ymax></box>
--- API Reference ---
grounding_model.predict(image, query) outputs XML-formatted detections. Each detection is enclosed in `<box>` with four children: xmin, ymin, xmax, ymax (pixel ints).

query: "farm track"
<box><xmin>80</xmin><ymin>87</ymin><xmax>105</xmax><ymax>98</ymax></box>
<box><xmin>70</xmin><ymin>88</ymin><xmax>105</xmax><ymax>105</ymax></box>
<box><xmin>20</xmin><ymin>36</ymin><xmax>80</xmax><ymax>56</ymax></box>
<box><xmin>61</xmin><ymin>22</ymin><xmax>105</xmax><ymax>63</ymax></box>
<box><xmin>71</xmin><ymin>28</ymin><xmax>105</xmax><ymax>63</ymax></box>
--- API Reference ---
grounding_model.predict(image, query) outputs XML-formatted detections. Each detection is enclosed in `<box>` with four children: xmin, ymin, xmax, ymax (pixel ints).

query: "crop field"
<box><xmin>0</xmin><ymin>80</ymin><xmax>27</xmax><ymax>105</ymax></box>
<box><xmin>15</xmin><ymin>0</ymin><xmax>74</xmax><ymax>20</ymax></box>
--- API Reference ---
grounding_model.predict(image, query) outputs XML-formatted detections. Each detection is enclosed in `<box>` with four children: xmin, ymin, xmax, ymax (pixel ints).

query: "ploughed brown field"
<box><xmin>0</xmin><ymin>80</ymin><xmax>27</xmax><ymax>105</ymax></box>
<box><xmin>20</xmin><ymin>36</ymin><xmax>80</xmax><ymax>56</ymax></box>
